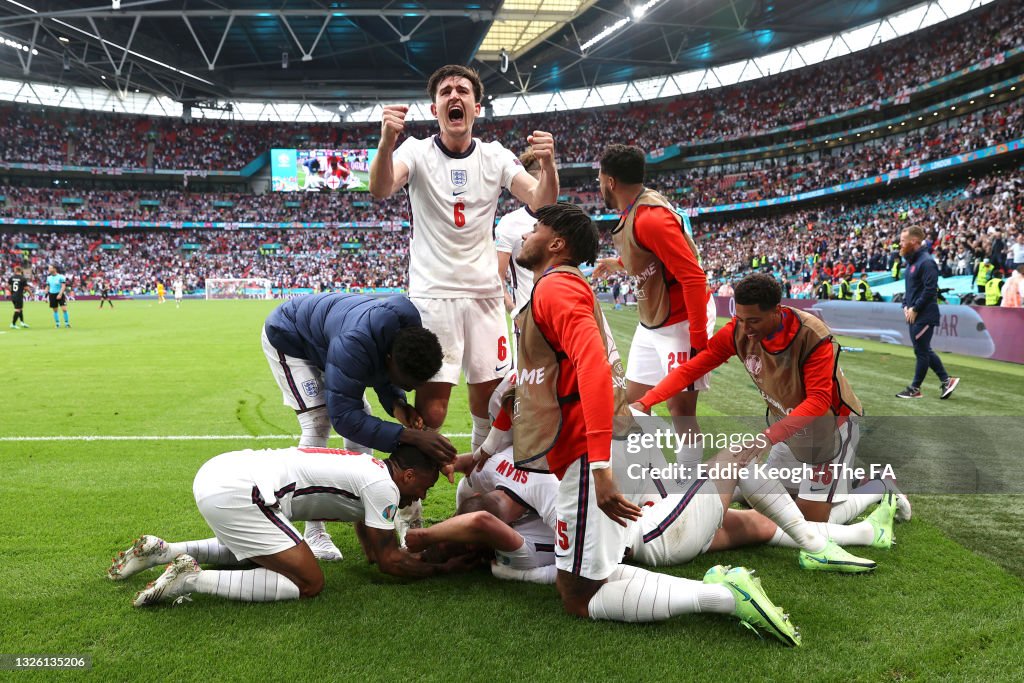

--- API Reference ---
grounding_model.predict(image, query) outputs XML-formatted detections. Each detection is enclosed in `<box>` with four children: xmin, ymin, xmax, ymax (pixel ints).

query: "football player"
<box><xmin>109</xmin><ymin>445</ymin><xmax>468</xmax><ymax>607</ymax></box>
<box><xmin>368</xmin><ymin>64</ymin><xmax>559</xmax><ymax>464</ymax></box>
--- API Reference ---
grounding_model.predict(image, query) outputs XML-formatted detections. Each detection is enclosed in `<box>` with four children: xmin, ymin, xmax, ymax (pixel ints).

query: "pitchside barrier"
<box><xmin>714</xmin><ymin>296</ymin><xmax>1024</xmax><ymax>365</ymax></box>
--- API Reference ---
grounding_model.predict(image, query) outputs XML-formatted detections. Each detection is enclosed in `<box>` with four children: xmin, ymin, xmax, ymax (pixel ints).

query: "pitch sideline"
<box><xmin>0</xmin><ymin>433</ymin><xmax>474</xmax><ymax>442</ymax></box>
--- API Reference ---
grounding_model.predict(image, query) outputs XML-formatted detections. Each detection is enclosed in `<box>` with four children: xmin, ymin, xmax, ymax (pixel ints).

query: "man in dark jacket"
<box><xmin>262</xmin><ymin>293</ymin><xmax>456</xmax><ymax>558</ymax></box>
<box><xmin>895</xmin><ymin>227</ymin><xmax>960</xmax><ymax>400</ymax></box>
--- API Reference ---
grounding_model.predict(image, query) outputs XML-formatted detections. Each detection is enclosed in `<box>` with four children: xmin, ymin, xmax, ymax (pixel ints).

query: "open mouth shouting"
<box><xmin>448</xmin><ymin>104</ymin><xmax>465</xmax><ymax>122</ymax></box>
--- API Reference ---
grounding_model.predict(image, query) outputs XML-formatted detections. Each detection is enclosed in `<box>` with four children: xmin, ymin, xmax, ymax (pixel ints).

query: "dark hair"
<box><xmin>427</xmin><ymin>65</ymin><xmax>483</xmax><ymax>103</ymax></box>
<box><xmin>389</xmin><ymin>444</ymin><xmax>440</xmax><ymax>475</ymax></box>
<box><xmin>734</xmin><ymin>273</ymin><xmax>782</xmax><ymax>311</ymax></box>
<box><xmin>535</xmin><ymin>202</ymin><xmax>599</xmax><ymax>267</ymax></box>
<box><xmin>599</xmin><ymin>144</ymin><xmax>645</xmax><ymax>184</ymax></box>
<box><xmin>391</xmin><ymin>327</ymin><xmax>443</xmax><ymax>384</ymax></box>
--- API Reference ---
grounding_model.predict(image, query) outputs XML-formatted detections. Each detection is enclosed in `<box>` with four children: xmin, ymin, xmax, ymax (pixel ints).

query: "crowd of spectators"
<box><xmin>4</xmin><ymin>90</ymin><xmax>1019</xmax><ymax>227</ymax></box>
<box><xmin>688</xmin><ymin>168</ymin><xmax>1024</xmax><ymax>295</ymax></box>
<box><xmin>0</xmin><ymin>186</ymin><xmax>411</xmax><ymax>224</ymax></box>
<box><xmin>4</xmin><ymin>167</ymin><xmax>1020</xmax><ymax>300</ymax></box>
<box><xmin>1</xmin><ymin>227</ymin><xmax>410</xmax><ymax>294</ymax></box>
<box><xmin>546</xmin><ymin>95</ymin><xmax>1024</xmax><ymax>206</ymax></box>
<box><xmin>0</xmin><ymin>0</ymin><xmax>1020</xmax><ymax>171</ymax></box>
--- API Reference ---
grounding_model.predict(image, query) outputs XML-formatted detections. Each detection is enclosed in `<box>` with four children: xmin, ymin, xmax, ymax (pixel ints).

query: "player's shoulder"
<box><xmin>397</xmin><ymin>135</ymin><xmax>433</xmax><ymax>153</ymax></box>
<box><xmin>534</xmin><ymin>268</ymin><xmax>592</xmax><ymax>303</ymax></box>
<box><xmin>495</xmin><ymin>206</ymin><xmax>526</xmax><ymax>230</ymax></box>
<box><xmin>477</xmin><ymin>138</ymin><xmax>517</xmax><ymax>160</ymax></box>
<box><xmin>477</xmin><ymin>137</ymin><xmax>509</xmax><ymax>152</ymax></box>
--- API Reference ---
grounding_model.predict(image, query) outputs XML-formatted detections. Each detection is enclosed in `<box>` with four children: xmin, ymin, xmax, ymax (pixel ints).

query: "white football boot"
<box><xmin>108</xmin><ymin>535</ymin><xmax>170</xmax><ymax>581</ymax></box>
<box><xmin>133</xmin><ymin>554</ymin><xmax>200</xmax><ymax>607</ymax></box>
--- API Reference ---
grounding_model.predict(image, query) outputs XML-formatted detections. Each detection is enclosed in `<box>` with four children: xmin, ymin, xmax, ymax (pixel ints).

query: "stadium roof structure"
<box><xmin>0</xmin><ymin>0</ymin><xmax>999</xmax><ymax>120</ymax></box>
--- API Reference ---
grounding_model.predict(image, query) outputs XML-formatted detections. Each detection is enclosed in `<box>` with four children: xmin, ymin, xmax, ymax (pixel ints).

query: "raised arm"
<box><xmin>368</xmin><ymin>105</ymin><xmax>411</xmax><ymax>199</ymax></box>
<box><xmin>509</xmin><ymin>131</ymin><xmax>558</xmax><ymax>211</ymax></box>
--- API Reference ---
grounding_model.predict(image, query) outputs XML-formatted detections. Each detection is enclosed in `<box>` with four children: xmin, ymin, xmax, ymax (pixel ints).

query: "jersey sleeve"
<box><xmin>634</xmin><ymin>206</ymin><xmax>711</xmax><ymax>348</ymax></box>
<box><xmin>494</xmin><ymin>214</ymin><xmax>517</xmax><ymax>254</ymax></box>
<box><xmin>494</xmin><ymin>142</ymin><xmax>524</xmax><ymax>190</ymax></box>
<box><xmin>636</xmin><ymin>320</ymin><xmax>736</xmax><ymax>410</ymax></box>
<box><xmin>533</xmin><ymin>273</ymin><xmax>614</xmax><ymax>463</ymax></box>
<box><xmin>392</xmin><ymin>137</ymin><xmax>419</xmax><ymax>180</ymax></box>
<box><xmin>324</xmin><ymin>334</ymin><xmax>405</xmax><ymax>452</ymax></box>
<box><xmin>360</xmin><ymin>479</ymin><xmax>401</xmax><ymax>530</ymax></box>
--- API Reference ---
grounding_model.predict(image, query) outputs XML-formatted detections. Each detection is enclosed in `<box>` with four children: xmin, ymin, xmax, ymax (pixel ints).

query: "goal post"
<box><xmin>204</xmin><ymin>278</ymin><xmax>274</xmax><ymax>300</ymax></box>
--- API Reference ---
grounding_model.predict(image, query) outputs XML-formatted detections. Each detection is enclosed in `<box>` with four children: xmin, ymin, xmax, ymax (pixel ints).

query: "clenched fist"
<box><xmin>381</xmin><ymin>105</ymin><xmax>409</xmax><ymax>150</ymax></box>
<box><xmin>527</xmin><ymin>130</ymin><xmax>556</xmax><ymax>165</ymax></box>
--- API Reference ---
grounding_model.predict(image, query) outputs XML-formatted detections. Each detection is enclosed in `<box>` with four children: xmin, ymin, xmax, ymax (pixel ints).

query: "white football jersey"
<box><xmin>494</xmin><ymin>206</ymin><xmax>538</xmax><ymax>318</ymax></box>
<box><xmin>468</xmin><ymin>446</ymin><xmax>559</xmax><ymax>531</ymax></box>
<box><xmin>394</xmin><ymin>135</ymin><xmax>524</xmax><ymax>298</ymax></box>
<box><xmin>213</xmin><ymin>447</ymin><xmax>401</xmax><ymax>530</ymax></box>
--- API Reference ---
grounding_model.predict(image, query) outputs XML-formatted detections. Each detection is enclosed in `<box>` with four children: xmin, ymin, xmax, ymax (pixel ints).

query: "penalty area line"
<box><xmin>0</xmin><ymin>433</ymin><xmax>474</xmax><ymax>442</ymax></box>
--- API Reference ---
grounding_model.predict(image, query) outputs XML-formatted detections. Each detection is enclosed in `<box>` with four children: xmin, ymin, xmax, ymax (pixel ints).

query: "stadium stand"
<box><xmin>2</xmin><ymin>0</ymin><xmax>1022</xmax><ymax>306</ymax></box>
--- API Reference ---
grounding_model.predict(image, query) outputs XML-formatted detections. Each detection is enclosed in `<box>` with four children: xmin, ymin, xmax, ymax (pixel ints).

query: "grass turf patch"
<box><xmin>1</xmin><ymin>299</ymin><xmax>1020</xmax><ymax>679</ymax></box>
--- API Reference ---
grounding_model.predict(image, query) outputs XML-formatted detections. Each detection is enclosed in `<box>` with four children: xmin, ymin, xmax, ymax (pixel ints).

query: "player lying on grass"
<box><xmin>457</xmin><ymin>443</ymin><xmax>890</xmax><ymax>578</ymax></box>
<box><xmin>408</xmin><ymin>450</ymin><xmax>803</xmax><ymax>646</ymax></box>
<box><xmin>474</xmin><ymin>364</ymin><xmax>883</xmax><ymax>573</ymax></box>
<box><xmin>632</xmin><ymin>273</ymin><xmax>910</xmax><ymax>525</ymax></box>
<box><xmin>108</xmin><ymin>445</ymin><xmax>471</xmax><ymax>607</ymax></box>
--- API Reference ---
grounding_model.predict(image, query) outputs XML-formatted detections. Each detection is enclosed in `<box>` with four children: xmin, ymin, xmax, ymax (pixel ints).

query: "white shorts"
<box><xmin>629</xmin><ymin>479</ymin><xmax>723</xmax><ymax>567</ymax></box>
<box><xmin>411</xmin><ymin>297</ymin><xmax>509</xmax><ymax>385</ymax></box>
<box><xmin>262</xmin><ymin>326</ymin><xmax>326</xmax><ymax>412</ymax></box>
<box><xmin>192</xmin><ymin>457</ymin><xmax>302</xmax><ymax>561</ymax></box>
<box><xmin>765</xmin><ymin>419</ymin><xmax>860</xmax><ymax>503</ymax></box>
<box><xmin>555</xmin><ymin>457</ymin><xmax>627</xmax><ymax>581</ymax></box>
<box><xmin>625</xmin><ymin>296</ymin><xmax>717</xmax><ymax>388</ymax></box>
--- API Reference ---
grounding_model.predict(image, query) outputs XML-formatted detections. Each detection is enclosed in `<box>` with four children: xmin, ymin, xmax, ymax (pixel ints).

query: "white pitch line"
<box><xmin>0</xmin><ymin>433</ymin><xmax>473</xmax><ymax>442</ymax></box>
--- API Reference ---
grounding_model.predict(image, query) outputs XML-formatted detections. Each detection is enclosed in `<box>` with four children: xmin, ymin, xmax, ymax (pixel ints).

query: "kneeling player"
<box><xmin>416</xmin><ymin>447</ymin><xmax>803</xmax><ymax>645</ymax></box>
<box><xmin>505</xmin><ymin>203</ymin><xmax>801</xmax><ymax>646</ymax></box>
<box><xmin>108</xmin><ymin>445</ymin><xmax>466</xmax><ymax>606</ymax></box>
<box><xmin>633</xmin><ymin>273</ymin><xmax>908</xmax><ymax>524</ymax></box>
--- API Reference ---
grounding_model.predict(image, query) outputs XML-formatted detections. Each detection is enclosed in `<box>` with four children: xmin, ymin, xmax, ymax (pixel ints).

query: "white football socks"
<box><xmin>588</xmin><ymin>565</ymin><xmax>735</xmax><ymax>622</ymax></box>
<box><xmin>738</xmin><ymin>466</ymin><xmax>827</xmax><ymax>553</ymax></box>
<box><xmin>491</xmin><ymin>563</ymin><xmax>557</xmax><ymax>585</ymax></box>
<box><xmin>297</xmin><ymin>406</ymin><xmax>330</xmax><ymax>448</ymax></box>
<box><xmin>674</xmin><ymin>443</ymin><xmax>704</xmax><ymax>471</ymax></box>
<box><xmin>471</xmin><ymin>414</ymin><xmax>491</xmax><ymax>454</ymax></box>
<box><xmin>165</xmin><ymin>538</ymin><xmax>247</xmax><ymax>566</ymax></box>
<box><xmin>304</xmin><ymin>520</ymin><xmax>326</xmax><ymax>538</ymax></box>
<box><xmin>768</xmin><ymin>520</ymin><xmax>875</xmax><ymax>548</ymax></box>
<box><xmin>191</xmin><ymin>568</ymin><xmax>301</xmax><ymax>602</ymax></box>
<box><xmin>828</xmin><ymin>479</ymin><xmax>886</xmax><ymax>524</ymax></box>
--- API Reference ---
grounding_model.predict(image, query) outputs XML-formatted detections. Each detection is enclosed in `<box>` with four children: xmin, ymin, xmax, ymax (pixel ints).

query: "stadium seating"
<box><xmin>2</xmin><ymin>0</ymin><xmax>1022</xmax><ymax>301</ymax></box>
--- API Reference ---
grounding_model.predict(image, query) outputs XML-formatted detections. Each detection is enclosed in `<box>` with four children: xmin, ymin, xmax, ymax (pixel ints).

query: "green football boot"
<box><xmin>865</xmin><ymin>493</ymin><xmax>898</xmax><ymax>549</ymax></box>
<box><xmin>704</xmin><ymin>564</ymin><xmax>802</xmax><ymax>647</ymax></box>
<box><xmin>799</xmin><ymin>539</ymin><xmax>877</xmax><ymax>573</ymax></box>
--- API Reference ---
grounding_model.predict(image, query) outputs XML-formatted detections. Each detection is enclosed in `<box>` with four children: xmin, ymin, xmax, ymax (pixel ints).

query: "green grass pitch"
<box><xmin>1</xmin><ymin>298</ymin><xmax>1022</xmax><ymax>681</ymax></box>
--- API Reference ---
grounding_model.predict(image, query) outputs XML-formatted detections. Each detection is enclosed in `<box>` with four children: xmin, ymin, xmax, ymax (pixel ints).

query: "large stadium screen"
<box><xmin>270</xmin><ymin>148</ymin><xmax>377</xmax><ymax>192</ymax></box>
